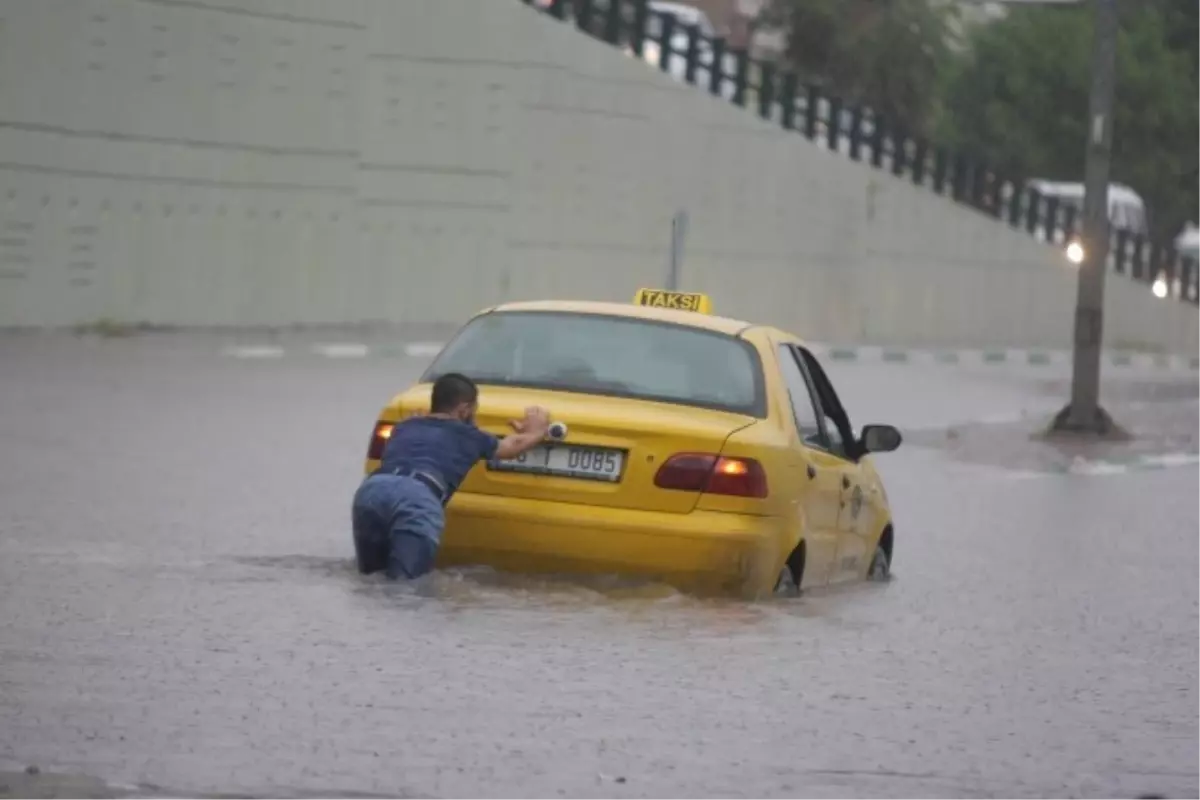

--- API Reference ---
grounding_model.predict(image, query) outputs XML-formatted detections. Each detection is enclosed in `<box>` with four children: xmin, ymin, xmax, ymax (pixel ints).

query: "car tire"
<box><xmin>867</xmin><ymin>543</ymin><xmax>891</xmax><ymax>581</ymax></box>
<box><xmin>774</xmin><ymin>564</ymin><xmax>800</xmax><ymax>597</ymax></box>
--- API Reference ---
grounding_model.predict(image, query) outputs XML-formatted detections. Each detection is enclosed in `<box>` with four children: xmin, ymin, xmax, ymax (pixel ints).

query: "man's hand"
<box><xmin>509</xmin><ymin>406</ymin><xmax>550</xmax><ymax>434</ymax></box>
<box><xmin>495</xmin><ymin>406</ymin><xmax>552</xmax><ymax>461</ymax></box>
<box><xmin>522</xmin><ymin>406</ymin><xmax>550</xmax><ymax>435</ymax></box>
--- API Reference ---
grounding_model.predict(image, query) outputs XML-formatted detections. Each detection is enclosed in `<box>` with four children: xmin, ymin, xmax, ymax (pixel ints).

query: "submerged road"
<box><xmin>1</xmin><ymin>331</ymin><xmax>1196</xmax><ymax>798</ymax></box>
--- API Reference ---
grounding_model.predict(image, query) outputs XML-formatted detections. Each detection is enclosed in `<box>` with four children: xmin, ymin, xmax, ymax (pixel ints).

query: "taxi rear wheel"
<box><xmin>774</xmin><ymin>543</ymin><xmax>805</xmax><ymax>597</ymax></box>
<box><xmin>774</xmin><ymin>565</ymin><xmax>798</xmax><ymax>596</ymax></box>
<box><xmin>867</xmin><ymin>543</ymin><xmax>890</xmax><ymax>581</ymax></box>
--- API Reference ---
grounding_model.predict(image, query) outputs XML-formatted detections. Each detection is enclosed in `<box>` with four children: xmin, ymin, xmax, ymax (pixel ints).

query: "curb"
<box><xmin>1010</xmin><ymin>452</ymin><xmax>1200</xmax><ymax>479</ymax></box>
<box><xmin>221</xmin><ymin>342</ymin><xmax>446</xmax><ymax>360</ymax></box>
<box><xmin>219</xmin><ymin>341</ymin><xmax>1200</xmax><ymax>373</ymax></box>
<box><xmin>811</xmin><ymin>344</ymin><xmax>1199</xmax><ymax>373</ymax></box>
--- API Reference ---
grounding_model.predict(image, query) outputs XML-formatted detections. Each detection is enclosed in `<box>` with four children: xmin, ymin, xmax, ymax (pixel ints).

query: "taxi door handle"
<box><xmin>842</xmin><ymin>474</ymin><xmax>851</xmax><ymax>490</ymax></box>
<box><xmin>806</xmin><ymin>464</ymin><xmax>816</xmax><ymax>480</ymax></box>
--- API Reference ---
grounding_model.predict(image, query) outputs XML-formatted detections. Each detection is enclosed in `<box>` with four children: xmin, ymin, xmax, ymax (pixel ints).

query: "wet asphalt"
<box><xmin>0</xmin><ymin>332</ymin><xmax>1196</xmax><ymax>799</ymax></box>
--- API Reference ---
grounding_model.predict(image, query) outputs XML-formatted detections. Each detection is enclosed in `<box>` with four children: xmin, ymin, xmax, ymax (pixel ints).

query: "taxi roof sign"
<box><xmin>632</xmin><ymin>288</ymin><xmax>713</xmax><ymax>314</ymax></box>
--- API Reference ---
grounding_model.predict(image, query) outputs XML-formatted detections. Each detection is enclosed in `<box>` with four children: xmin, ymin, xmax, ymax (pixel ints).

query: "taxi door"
<box><xmin>773</xmin><ymin>343</ymin><xmax>843</xmax><ymax>588</ymax></box>
<box><xmin>793</xmin><ymin>346</ymin><xmax>871</xmax><ymax>581</ymax></box>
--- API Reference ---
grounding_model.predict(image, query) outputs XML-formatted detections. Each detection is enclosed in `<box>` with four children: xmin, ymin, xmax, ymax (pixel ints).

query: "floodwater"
<box><xmin>0</xmin><ymin>332</ymin><xmax>1196</xmax><ymax>798</ymax></box>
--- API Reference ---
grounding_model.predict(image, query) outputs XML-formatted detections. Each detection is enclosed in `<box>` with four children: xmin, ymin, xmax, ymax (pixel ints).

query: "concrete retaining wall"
<box><xmin>0</xmin><ymin>0</ymin><xmax>1195</xmax><ymax>354</ymax></box>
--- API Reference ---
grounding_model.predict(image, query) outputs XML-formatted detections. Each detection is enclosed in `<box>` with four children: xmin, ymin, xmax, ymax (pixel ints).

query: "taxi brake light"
<box><xmin>367</xmin><ymin>421</ymin><xmax>394</xmax><ymax>460</ymax></box>
<box><xmin>654</xmin><ymin>453</ymin><xmax>768</xmax><ymax>498</ymax></box>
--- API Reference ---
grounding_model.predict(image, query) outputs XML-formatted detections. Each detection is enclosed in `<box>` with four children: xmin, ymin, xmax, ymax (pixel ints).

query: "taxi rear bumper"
<box><xmin>439</xmin><ymin>491</ymin><xmax>792</xmax><ymax>597</ymax></box>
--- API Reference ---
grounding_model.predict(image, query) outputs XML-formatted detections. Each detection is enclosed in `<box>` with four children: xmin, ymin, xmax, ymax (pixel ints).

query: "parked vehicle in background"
<box><xmin>644</xmin><ymin>0</ymin><xmax>715</xmax><ymax>40</ymax></box>
<box><xmin>1025</xmin><ymin>179</ymin><xmax>1149</xmax><ymax>245</ymax></box>
<box><xmin>1175</xmin><ymin>223</ymin><xmax>1198</xmax><ymax>261</ymax></box>
<box><xmin>627</xmin><ymin>1</ymin><xmax>739</xmax><ymax>100</ymax></box>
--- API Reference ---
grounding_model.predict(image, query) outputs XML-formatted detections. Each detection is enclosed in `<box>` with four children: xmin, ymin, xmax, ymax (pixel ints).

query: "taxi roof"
<box><xmin>485</xmin><ymin>299</ymin><xmax>758</xmax><ymax>337</ymax></box>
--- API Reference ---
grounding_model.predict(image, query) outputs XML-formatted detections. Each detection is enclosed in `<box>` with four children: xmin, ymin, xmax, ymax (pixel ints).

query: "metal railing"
<box><xmin>520</xmin><ymin>0</ymin><xmax>1199</xmax><ymax>305</ymax></box>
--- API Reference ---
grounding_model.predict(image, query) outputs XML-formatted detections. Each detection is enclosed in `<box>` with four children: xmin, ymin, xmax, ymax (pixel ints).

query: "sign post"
<box><xmin>667</xmin><ymin>209</ymin><xmax>688</xmax><ymax>291</ymax></box>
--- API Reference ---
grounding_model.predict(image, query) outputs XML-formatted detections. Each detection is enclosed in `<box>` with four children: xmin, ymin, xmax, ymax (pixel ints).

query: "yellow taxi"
<box><xmin>363</xmin><ymin>290</ymin><xmax>902</xmax><ymax>599</ymax></box>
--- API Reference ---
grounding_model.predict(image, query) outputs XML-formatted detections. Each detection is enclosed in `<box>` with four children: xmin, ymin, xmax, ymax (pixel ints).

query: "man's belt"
<box><xmin>385</xmin><ymin>467</ymin><xmax>448</xmax><ymax>504</ymax></box>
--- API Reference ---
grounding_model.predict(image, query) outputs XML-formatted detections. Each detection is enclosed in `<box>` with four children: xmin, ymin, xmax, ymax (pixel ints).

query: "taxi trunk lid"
<box><xmin>419</xmin><ymin>385</ymin><xmax>756</xmax><ymax>514</ymax></box>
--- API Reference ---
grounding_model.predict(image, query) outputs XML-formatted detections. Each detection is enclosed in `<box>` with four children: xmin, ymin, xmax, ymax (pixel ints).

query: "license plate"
<box><xmin>490</xmin><ymin>444</ymin><xmax>625</xmax><ymax>482</ymax></box>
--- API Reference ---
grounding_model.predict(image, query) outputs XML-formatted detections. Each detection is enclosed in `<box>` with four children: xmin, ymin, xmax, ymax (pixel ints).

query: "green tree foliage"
<box><xmin>762</xmin><ymin>0</ymin><xmax>956</xmax><ymax>138</ymax></box>
<box><xmin>937</xmin><ymin>0</ymin><xmax>1198</xmax><ymax>241</ymax></box>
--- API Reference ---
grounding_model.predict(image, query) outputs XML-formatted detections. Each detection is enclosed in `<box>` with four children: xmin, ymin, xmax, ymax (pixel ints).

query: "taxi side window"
<box><xmin>796</xmin><ymin>346</ymin><xmax>857</xmax><ymax>460</ymax></box>
<box><xmin>776</xmin><ymin>345</ymin><xmax>831</xmax><ymax>448</ymax></box>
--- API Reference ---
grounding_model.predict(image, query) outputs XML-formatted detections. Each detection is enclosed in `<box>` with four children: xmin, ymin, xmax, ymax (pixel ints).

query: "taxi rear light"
<box><xmin>654</xmin><ymin>453</ymin><xmax>768</xmax><ymax>498</ymax></box>
<box><xmin>367</xmin><ymin>420</ymin><xmax>395</xmax><ymax>460</ymax></box>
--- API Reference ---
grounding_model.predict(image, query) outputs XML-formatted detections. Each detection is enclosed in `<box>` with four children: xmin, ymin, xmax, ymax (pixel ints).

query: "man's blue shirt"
<box><xmin>376</xmin><ymin>416</ymin><xmax>500</xmax><ymax>498</ymax></box>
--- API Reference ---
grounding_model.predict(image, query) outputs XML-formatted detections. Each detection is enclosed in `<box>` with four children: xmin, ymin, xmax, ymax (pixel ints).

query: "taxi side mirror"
<box><xmin>860</xmin><ymin>424</ymin><xmax>902</xmax><ymax>454</ymax></box>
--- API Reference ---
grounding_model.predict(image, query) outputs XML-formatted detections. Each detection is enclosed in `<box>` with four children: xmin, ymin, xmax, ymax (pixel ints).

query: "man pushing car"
<box><xmin>351</xmin><ymin>372</ymin><xmax>550</xmax><ymax>580</ymax></box>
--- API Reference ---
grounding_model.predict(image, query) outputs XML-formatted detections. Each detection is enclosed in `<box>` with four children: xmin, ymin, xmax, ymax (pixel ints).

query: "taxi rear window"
<box><xmin>422</xmin><ymin>311</ymin><xmax>766</xmax><ymax>417</ymax></box>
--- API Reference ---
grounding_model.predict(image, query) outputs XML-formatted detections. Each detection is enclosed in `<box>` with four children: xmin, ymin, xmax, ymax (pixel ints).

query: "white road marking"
<box><xmin>1138</xmin><ymin>452</ymin><xmax>1200</xmax><ymax>469</ymax></box>
<box><xmin>1066</xmin><ymin>457</ymin><xmax>1130</xmax><ymax>476</ymax></box>
<box><xmin>222</xmin><ymin>345</ymin><xmax>284</xmax><ymax>358</ymax></box>
<box><xmin>404</xmin><ymin>342</ymin><xmax>445</xmax><ymax>357</ymax></box>
<box><xmin>312</xmin><ymin>343</ymin><xmax>369</xmax><ymax>358</ymax></box>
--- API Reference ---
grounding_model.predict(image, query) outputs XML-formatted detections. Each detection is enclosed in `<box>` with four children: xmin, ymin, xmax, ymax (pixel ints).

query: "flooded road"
<box><xmin>1</xmin><ymin>332</ymin><xmax>1196</xmax><ymax>798</ymax></box>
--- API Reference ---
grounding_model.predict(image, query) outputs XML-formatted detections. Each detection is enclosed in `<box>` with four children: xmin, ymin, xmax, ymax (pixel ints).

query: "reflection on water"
<box><xmin>228</xmin><ymin>552</ymin><xmax>894</xmax><ymax>637</ymax></box>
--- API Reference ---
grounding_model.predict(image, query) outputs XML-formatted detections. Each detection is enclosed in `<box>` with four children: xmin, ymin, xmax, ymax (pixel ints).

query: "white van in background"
<box><xmin>1025</xmin><ymin>180</ymin><xmax>1149</xmax><ymax>244</ymax></box>
<box><xmin>1175</xmin><ymin>222</ymin><xmax>1198</xmax><ymax>261</ymax></box>
<box><xmin>625</xmin><ymin>2</ymin><xmax>740</xmax><ymax>101</ymax></box>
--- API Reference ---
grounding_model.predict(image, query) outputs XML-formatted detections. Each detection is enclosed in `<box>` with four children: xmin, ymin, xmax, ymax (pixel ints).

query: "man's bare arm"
<box><xmin>494</xmin><ymin>407</ymin><xmax>550</xmax><ymax>460</ymax></box>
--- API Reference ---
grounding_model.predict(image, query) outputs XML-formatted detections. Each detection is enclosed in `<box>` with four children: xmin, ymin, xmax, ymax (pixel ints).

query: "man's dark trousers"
<box><xmin>351</xmin><ymin>473</ymin><xmax>445</xmax><ymax>579</ymax></box>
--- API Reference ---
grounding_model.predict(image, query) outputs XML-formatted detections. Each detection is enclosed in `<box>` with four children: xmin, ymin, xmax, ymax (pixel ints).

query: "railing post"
<box><xmin>1130</xmin><ymin>235</ymin><xmax>1146</xmax><ymax>281</ymax></box>
<box><xmin>1113</xmin><ymin>229</ymin><xmax>1129</xmax><ymax>273</ymax></box>
<box><xmin>802</xmin><ymin>84</ymin><xmax>819</xmax><ymax>140</ymax></box>
<box><xmin>1043</xmin><ymin>196</ymin><xmax>1060</xmax><ymax>241</ymax></box>
<box><xmin>709</xmin><ymin>37</ymin><xmax>726</xmax><ymax>97</ymax></box>
<box><xmin>932</xmin><ymin>147</ymin><xmax>948</xmax><ymax>194</ymax></box>
<box><xmin>683</xmin><ymin>24</ymin><xmax>700</xmax><ymax>84</ymax></box>
<box><xmin>630</xmin><ymin>0</ymin><xmax>648</xmax><ymax>56</ymax></box>
<box><xmin>892</xmin><ymin>131</ymin><xmax>908</xmax><ymax>177</ymax></box>
<box><xmin>1024</xmin><ymin>189</ymin><xmax>1041</xmax><ymax>236</ymax></box>
<box><xmin>1062</xmin><ymin>204</ymin><xmax>1078</xmax><ymax>242</ymax></box>
<box><xmin>1007</xmin><ymin>180</ymin><xmax>1023</xmax><ymax>226</ymax></box>
<box><xmin>757</xmin><ymin>61</ymin><xmax>775</xmax><ymax>121</ymax></box>
<box><xmin>910</xmin><ymin>138</ymin><xmax>927</xmax><ymax>186</ymax></box>
<box><xmin>848</xmin><ymin>106</ymin><xmax>864</xmax><ymax>161</ymax></box>
<box><xmin>732</xmin><ymin>49</ymin><xmax>749</xmax><ymax>107</ymax></box>
<box><xmin>1161</xmin><ymin>247</ymin><xmax>1177</xmax><ymax>297</ymax></box>
<box><xmin>658</xmin><ymin>12</ymin><xmax>675</xmax><ymax>72</ymax></box>
<box><xmin>969</xmin><ymin>161</ymin><xmax>986</xmax><ymax>208</ymax></box>
<box><xmin>951</xmin><ymin>153</ymin><xmax>968</xmax><ymax>202</ymax></box>
<box><xmin>779</xmin><ymin>72</ymin><xmax>797</xmax><ymax>131</ymax></box>
<box><xmin>602</xmin><ymin>0</ymin><xmax>622</xmax><ymax>44</ymax></box>
<box><xmin>826</xmin><ymin>97</ymin><xmax>844</xmax><ymax>151</ymax></box>
<box><xmin>988</xmin><ymin>174</ymin><xmax>1004</xmax><ymax>218</ymax></box>
<box><xmin>870</xmin><ymin>114</ymin><xmax>887</xmax><ymax>168</ymax></box>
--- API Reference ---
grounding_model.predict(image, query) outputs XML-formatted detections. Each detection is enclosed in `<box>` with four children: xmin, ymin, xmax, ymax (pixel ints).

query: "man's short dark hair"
<box><xmin>430</xmin><ymin>372</ymin><xmax>479</xmax><ymax>413</ymax></box>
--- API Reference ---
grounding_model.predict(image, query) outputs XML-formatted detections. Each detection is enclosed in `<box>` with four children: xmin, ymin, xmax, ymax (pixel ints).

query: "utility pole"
<box><xmin>1051</xmin><ymin>0</ymin><xmax>1120</xmax><ymax>436</ymax></box>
